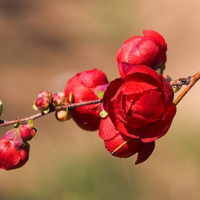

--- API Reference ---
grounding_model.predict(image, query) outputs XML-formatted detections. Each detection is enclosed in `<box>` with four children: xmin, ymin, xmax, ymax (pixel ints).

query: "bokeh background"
<box><xmin>0</xmin><ymin>0</ymin><xmax>200</xmax><ymax>199</ymax></box>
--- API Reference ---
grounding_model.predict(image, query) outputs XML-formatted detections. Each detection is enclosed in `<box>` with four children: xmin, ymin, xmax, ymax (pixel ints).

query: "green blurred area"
<box><xmin>0</xmin><ymin>0</ymin><xmax>200</xmax><ymax>200</ymax></box>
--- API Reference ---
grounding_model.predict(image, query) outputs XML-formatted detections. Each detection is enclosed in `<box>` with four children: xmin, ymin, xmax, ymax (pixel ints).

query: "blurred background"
<box><xmin>0</xmin><ymin>0</ymin><xmax>200</xmax><ymax>199</ymax></box>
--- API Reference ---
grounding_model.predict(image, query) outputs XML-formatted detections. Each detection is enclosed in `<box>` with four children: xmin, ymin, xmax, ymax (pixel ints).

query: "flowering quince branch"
<box><xmin>0</xmin><ymin>30</ymin><xmax>199</xmax><ymax>170</ymax></box>
<box><xmin>0</xmin><ymin>99</ymin><xmax>102</xmax><ymax>127</ymax></box>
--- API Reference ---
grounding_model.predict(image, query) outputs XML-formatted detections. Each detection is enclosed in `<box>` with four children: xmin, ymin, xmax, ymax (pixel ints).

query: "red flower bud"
<box><xmin>19</xmin><ymin>124</ymin><xmax>36</xmax><ymax>141</ymax></box>
<box><xmin>117</xmin><ymin>30</ymin><xmax>167</xmax><ymax>76</ymax></box>
<box><xmin>35</xmin><ymin>97</ymin><xmax>50</xmax><ymax>110</ymax></box>
<box><xmin>0</xmin><ymin>129</ymin><xmax>30</xmax><ymax>170</ymax></box>
<box><xmin>52</xmin><ymin>92</ymin><xmax>68</xmax><ymax>106</ymax></box>
<box><xmin>55</xmin><ymin>110</ymin><xmax>70</xmax><ymax>122</ymax></box>
<box><xmin>65</xmin><ymin>69</ymin><xmax>108</xmax><ymax>131</ymax></box>
<box><xmin>38</xmin><ymin>91</ymin><xmax>51</xmax><ymax>99</ymax></box>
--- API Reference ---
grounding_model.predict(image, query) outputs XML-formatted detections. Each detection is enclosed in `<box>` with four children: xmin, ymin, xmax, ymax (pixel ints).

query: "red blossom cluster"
<box><xmin>64</xmin><ymin>30</ymin><xmax>176</xmax><ymax>164</ymax></box>
<box><xmin>0</xmin><ymin>30</ymin><xmax>176</xmax><ymax>170</ymax></box>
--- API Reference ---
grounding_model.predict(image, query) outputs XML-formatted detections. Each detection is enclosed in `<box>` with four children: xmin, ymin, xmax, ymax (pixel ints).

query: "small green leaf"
<box><xmin>43</xmin><ymin>108</ymin><xmax>50</xmax><ymax>114</ymax></box>
<box><xmin>172</xmin><ymin>85</ymin><xmax>179</xmax><ymax>93</ymax></box>
<box><xmin>100</xmin><ymin>109</ymin><xmax>108</xmax><ymax>118</ymax></box>
<box><xmin>14</xmin><ymin>122</ymin><xmax>20</xmax><ymax>128</ymax></box>
<box><xmin>97</xmin><ymin>90</ymin><xmax>104</xmax><ymax>99</ymax></box>
<box><xmin>27</xmin><ymin>119</ymin><xmax>34</xmax><ymax>127</ymax></box>
<box><xmin>0</xmin><ymin>100</ymin><xmax>3</xmax><ymax>116</ymax></box>
<box><xmin>32</xmin><ymin>101</ymin><xmax>38</xmax><ymax>111</ymax></box>
<box><xmin>69</xmin><ymin>92</ymin><xmax>73</xmax><ymax>103</ymax></box>
<box><xmin>33</xmin><ymin>127</ymin><xmax>37</xmax><ymax>134</ymax></box>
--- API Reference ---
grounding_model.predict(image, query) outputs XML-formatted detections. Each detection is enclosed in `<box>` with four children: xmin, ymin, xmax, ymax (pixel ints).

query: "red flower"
<box><xmin>117</xmin><ymin>30</ymin><xmax>167</xmax><ymax>76</ymax></box>
<box><xmin>65</xmin><ymin>69</ymin><xmax>108</xmax><ymax>131</ymax></box>
<box><xmin>103</xmin><ymin>65</ymin><xmax>176</xmax><ymax>143</ymax></box>
<box><xmin>0</xmin><ymin>129</ymin><xmax>30</xmax><ymax>170</ymax></box>
<box><xmin>99</xmin><ymin>116</ymin><xmax>155</xmax><ymax>164</ymax></box>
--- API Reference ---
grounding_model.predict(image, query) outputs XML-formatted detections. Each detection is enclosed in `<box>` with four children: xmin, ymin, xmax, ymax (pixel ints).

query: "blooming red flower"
<box><xmin>103</xmin><ymin>65</ymin><xmax>176</xmax><ymax>143</ymax></box>
<box><xmin>99</xmin><ymin>116</ymin><xmax>155</xmax><ymax>164</ymax></box>
<box><xmin>65</xmin><ymin>69</ymin><xmax>108</xmax><ymax>131</ymax></box>
<box><xmin>117</xmin><ymin>30</ymin><xmax>167</xmax><ymax>76</ymax></box>
<box><xmin>0</xmin><ymin>129</ymin><xmax>30</xmax><ymax>170</ymax></box>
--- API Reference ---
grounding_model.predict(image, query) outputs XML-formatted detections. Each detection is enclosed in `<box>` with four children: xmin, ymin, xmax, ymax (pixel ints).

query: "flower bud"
<box><xmin>38</xmin><ymin>91</ymin><xmax>52</xmax><ymax>99</ymax></box>
<box><xmin>35</xmin><ymin>97</ymin><xmax>50</xmax><ymax>110</ymax></box>
<box><xmin>52</xmin><ymin>92</ymin><xmax>68</xmax><ymax>106</ymax></box>
<box><xmin>19</xmin><ymin>124</ymin><xmax>36</xmax><ymax>141</ymax></box>
<box><xmin>0</xmin><ymin>129</ymin><xmax>30</xmax><ymax>170</ymax></box>
<box><xmin>55</xmin><ymin>109</ymin><xmax>70</xmax><ymax>122</ymax></box>
<box><xmin>117</xmin><ymin>30</ymin><xmax>167</xmax><ymax>76</ymax></box>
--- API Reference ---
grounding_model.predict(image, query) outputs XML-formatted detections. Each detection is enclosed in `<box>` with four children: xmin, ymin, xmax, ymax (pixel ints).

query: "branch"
<box><xmin>173</xmin><ymin>71</ymin><xmax>200</xmax><ymax>105</ymax></box>
<box><xmin>0</xmin><ymin>99</ymin><xmax>102</xmax><ymax>127</ymax></box>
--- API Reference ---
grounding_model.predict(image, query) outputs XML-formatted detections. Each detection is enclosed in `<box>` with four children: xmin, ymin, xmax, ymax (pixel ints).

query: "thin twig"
<box><xmin>173</xmin><ymin>71</ymin><xmax>200</xmax><ymax>105</ymax></box>
<box><xmin>0</xmin><ymin>99</ymin><xmax>102</xmax><ymax>127</ymax></box>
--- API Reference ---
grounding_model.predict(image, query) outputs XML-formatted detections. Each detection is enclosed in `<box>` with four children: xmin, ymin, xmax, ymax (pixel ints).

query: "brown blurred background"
<box><xmin>0</xmin><ymin>0</ymin><xmax>200</xmax><ymax>200</ymax></box>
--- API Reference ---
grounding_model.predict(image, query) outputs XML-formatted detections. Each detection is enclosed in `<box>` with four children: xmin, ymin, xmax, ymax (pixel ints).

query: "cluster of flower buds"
<box><xmin>64</xmin><ymin>30</ymin><xmax>176</xmax><ymax>164</ymax></box>
<box><xmin>33</xmin><ymin>91</ymin><xmax>71</xmax><ymax>122</ymax></box>
<box><xmin>32</xmin><ymin>91</ymin><xmax>52</xmax><ymax>114</ymax></box>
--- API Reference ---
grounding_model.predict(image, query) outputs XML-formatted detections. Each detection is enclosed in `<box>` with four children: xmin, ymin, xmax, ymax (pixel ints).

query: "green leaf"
<box><xmin>32</xmin><ymin>101</ymin><xmax>38</xmax><ymax>110</ymax></box>
<box><xmin>100</xmin><ymin>109</ymin><xmax>108</xmax><ymax>118</ymax></box>
<box><xmin>0</xmin><ymin>100</ymin><xmax>3</xmax><ymax>116</ymax></box>
<box><xmin>14</xmin><ymin>122</ymin><xmax>20</xmax><ymax>128</ymax></box>
<box><xmin>69</xmin><ymin>92</ymin><xmax>73</xmax><ymax>103</ymax></box>
<box><xmin>27</xmin><ymin>119</ymin><xmax>34</xmax><ymax>127</ymax></box>
<box><xmin>97</xmin><ymin>90</ymin><xmax>104</xmax><ymax>99</ymax></box>
<box><xmin>43</xmin><ymin>108</ymin><xmax>50</xmax><ymax>114</ymax></box>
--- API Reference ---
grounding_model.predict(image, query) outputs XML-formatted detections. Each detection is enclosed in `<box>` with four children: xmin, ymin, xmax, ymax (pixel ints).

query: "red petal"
<box><xmin>127</xmin><ymin>37</ymin><xmax>161</xmax><ymax>66</ymax></box>
<box><xmin>141</xmin><ymin>105</ymin><xmax>176</xmax><ymax>142</ymax></box>
<box><xmin>125</xmin><ymin>65</ymin><xmax>163</xmax><ymax>90</ymax></box>
<box><xmin>135</xmin><ymin>141</ymin><xmax>155</xmax><ymax>164</ymax></box>
<box><xmin>143</xmin><ymin>30</ymin><xmax>166</xmax><ymax>48</ymax></box>
<box><xmin>129</xmin><ymin>89</ymin><xmax>163</xmax><ymax>122</ymax></box>
<box><xmin>77</xmin><ymin>69</ymin><xmax>108</xmax><ymax>88</ymax></box>
<box><xmin>99</xmin><ymin>116</ymin><xmax>119</xmax><ymax>141</ymax></box>
<box><xmin>122</xmin><ymin>80</ymin><xmax>157</xmax><ymax>95</ymax></box>
<box><xmin>117</xmin><ymin>36</ymin><xmax>143</xmax><ymax>63</ymax></box>
<box><xmin>0</xmin><ymin>140</ymin><xmax>21</xmax><ymax>170</ymax></box>
<box><xmin>105</xmin><ymin>134</ymin><xmax>143</xmax><ymax>158</ymax></box>
<box><xmin>160</xmin><ymin>76</ymin><xmax>175</xmax><ymax>120</ymax></box>
<box><xmin>103</xmin><ymin>78</ymin><xmax>124</xmax><ymax>111</ymax></box>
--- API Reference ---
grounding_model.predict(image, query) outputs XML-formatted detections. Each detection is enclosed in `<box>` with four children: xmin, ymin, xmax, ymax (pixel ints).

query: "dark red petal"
<box><xmin>77</xmin><ymin>69</ymin><xmax>108</xmax><ymax>88</ymax></box>
<box><xmin>0</xmin><ymin>140</ymin><xmax>21</xmax><ymax>170</ymax></box>
<box><xmin>103</xmin><ymin>78</ymin><xmax>124</xmax><ymax>111</ymax></box>
<box><xmin>125</xmin><ymin>65</ymin><xmax>163</xmax><ymax>90</ymax></box>
<box><xmin>117</xmin><ymin>36</ymin><xmax>143</xmax><ymax>63</ymax></box>
<box><xmin>118</xmin><ymin>63</ymin><xmax>136</xmax><ymax>77</ymax></box>
<box><xmin>122</xmin><ymin>80</ymin><xmax>157</xmax><ymax>95</ymax></box>
<box><xmin>135</xmin><ymin>141</ymin><xmax>155</xmax><ymax>164</ymax></box>
<box><xmin>127</xmin><ymin>37</ymin><xmax>161</xmax><ymax>66</ymax></box>
<box><xmin>143</xmin><ymin>30</ymin><xmax>166</xmax><ymax>48</ymax></box>
<box><xmin>160</xmin><ymin>76</ymin><xmax>175</xmax><ymax>120</ymax></box>
<box><xmin>130</xmin><ymin>89</ymin><xmax>163</xmax><ymax>122</ymax></box>
<box><xmin>141</xmin><ymin>105</ymin><xmax>176</xmax><ymax>143</ymax></box>
<box><xmin>104</xmin><ymin>134</ymin><xmax>143</xmax><ymax>158</ymax></box>
<box><xmin>72</xmin><ymin>109</ymin><xmax>100</xmax><ymax>131</ymax></box>
<box><xmin>99</xmin><ymin>116</ymin><xmax>119</xmax><ymax>141</ymax></box>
